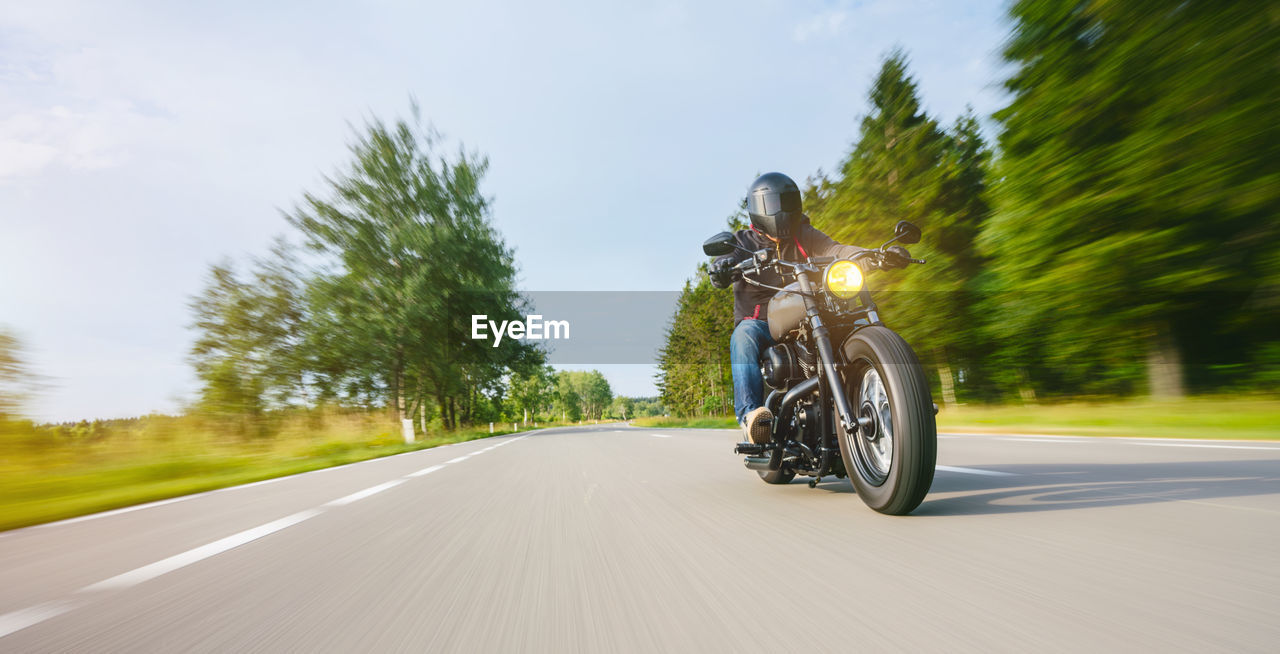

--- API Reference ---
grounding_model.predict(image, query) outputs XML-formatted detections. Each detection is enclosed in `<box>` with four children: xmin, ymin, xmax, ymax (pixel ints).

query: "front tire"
<box><xmin>836</xmin><ymin>326</ymin><xmax>936</xmax><ymax>515</ymax></box>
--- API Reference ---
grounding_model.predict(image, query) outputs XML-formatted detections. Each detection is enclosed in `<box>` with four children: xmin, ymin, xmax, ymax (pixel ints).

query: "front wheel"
<box><xmin>836</xmin><ymin>326</ymin><xmax>936</xmax><ymax>515</ymax></box>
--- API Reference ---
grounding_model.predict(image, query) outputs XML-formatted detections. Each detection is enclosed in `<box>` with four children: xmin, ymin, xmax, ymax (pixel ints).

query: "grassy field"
<box><xmin>0</xmin><ymin>413</ymin><xmax>577</xmax><ymax>532</ymax></box>
<box><xmin>936</xmin><ymin>397</ymin><xmax>1280</xmax><ymax>439</ymax></box>
<box><xmin>631</xmin><ymin>415</ymin><xmax>738</xmax><ymax>429</ymax></box>
<box><xmin>631</xmin><ymin>396</ymin><xmax>1280</xmax><ymax>440</ymax></box>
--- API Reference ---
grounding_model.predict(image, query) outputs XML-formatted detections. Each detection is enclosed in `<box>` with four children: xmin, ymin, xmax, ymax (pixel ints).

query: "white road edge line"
<box><xmin>80</xmin><ymin>509</ymin><xmax>322</xmax><ymax>594</ymax></box>
<box><xmin>1140</xmin><ymin>443</ymin><xmax>1280</xmax><ymax>451</ymax></box>
<box><xmin>651</xmin><ymin>434</ymin><xmax>673</xmax><ymax>438</ymax></box>
<box><xmin>0</xmin><ymin>432</ymin><xmax>538</xmax><ymax>639</ymax></box>
<box><xmin>995</xmin><ymin>437</ymin><xmax>1083</xmax><ymax>443</ymax></box>
<box><xmin>936</xmin><ymin>465</ymin><xmax>1016</xmax><ymax>477</ymax></box>
<box><xmin>27</xmin><ymin>434</ymin><xmax>531</xmax><ymax>532</ymax></box>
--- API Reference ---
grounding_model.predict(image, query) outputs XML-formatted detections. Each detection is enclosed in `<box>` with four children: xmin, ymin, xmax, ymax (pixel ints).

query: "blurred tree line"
<box><xmin>506</xmin><ymin>366</ymin><xmax>615</xmax><ymax>422</ymax></box>
<box><xmin>659</xmin><ymin>1</ymin><xmax>1278</xmax><ymax>415</ymax></box>
<box><xmin>188</xmin><ymin>108</ymin><xmax>613</xmax><ymax>435</ymax></box>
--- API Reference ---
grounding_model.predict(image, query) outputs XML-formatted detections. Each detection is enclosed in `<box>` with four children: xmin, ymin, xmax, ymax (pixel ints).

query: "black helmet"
<box><xmin>746</xmin><ymin>172</ymin><xmax>803</xmax><ymax>241</ymax></box>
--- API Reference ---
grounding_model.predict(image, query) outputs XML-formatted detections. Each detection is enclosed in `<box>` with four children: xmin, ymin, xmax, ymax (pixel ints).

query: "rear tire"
<box><xmin>836</xmin><ymin>326</ymin><xmax>936</xmax><ymax>515</ymax></box>
<box><xmin>757</xmin><ymin>468</ymin><xmax>797</xmax><ymax>484</ymax></box>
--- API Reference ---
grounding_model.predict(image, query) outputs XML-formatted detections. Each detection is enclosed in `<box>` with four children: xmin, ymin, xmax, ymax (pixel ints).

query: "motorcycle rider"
<box><xmin>710</xmin><ymin>172</ymin><xmax>906</xmax><ymax>445</ymax></box>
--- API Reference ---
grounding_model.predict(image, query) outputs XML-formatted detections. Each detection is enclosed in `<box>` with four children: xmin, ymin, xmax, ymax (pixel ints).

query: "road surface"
<box><xmin>1</xmin><ymin>424</ymin><xmax>1278</xmax><ymax>652</ymax></box>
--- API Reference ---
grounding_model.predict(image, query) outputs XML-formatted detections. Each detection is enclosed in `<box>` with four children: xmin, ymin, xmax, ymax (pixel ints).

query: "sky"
<box><xmin>0</xmin><ymin>0</ymin><xmax>1010</xmax><ymax>422</ymax></box>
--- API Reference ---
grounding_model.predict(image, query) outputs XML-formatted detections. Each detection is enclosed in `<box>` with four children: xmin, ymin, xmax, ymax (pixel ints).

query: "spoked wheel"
<box><xmin>836</xmin><ymin>326</ymin><xmax>937</xmax><ymax>515</ymax></box>
<box><xmin>853</xmin><ymin>367</ymin><xmax>894</xmax><ymax>485</ymax></box>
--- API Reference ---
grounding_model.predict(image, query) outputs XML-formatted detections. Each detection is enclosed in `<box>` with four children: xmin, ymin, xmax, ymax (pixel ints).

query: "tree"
<box><xmin>809</xmin><ymin>51</ymin><xmax>993</xmax><ymax>405</ymax></box>
<box><xmin>982</xmin><ymin>0</ymin><xmax>1280</xmax><ymax>398</ymax></box>
<box><xmin>510</xmin><ymin>365</ymin><xmax>555</xmax><ymax>423</ymax></box>
<box><xmin>0</xmin><ymin>328</ymin><xmax>36</xmax><ymax>420</ymax></box>
<box><xmin>188</xmin><ymin>240</ymin><xmax>307</xmax><ymax>432</ymax></box>
<box><xmin>656</xmin><ymin>266</ymin><xmax>734</xmax><ymax>417</ymax></box>
<box><xmin>287</xmin><ymin>105</ymin><xmax>538</xmax><ymax>427</ymax></box>
<box><xmin>552</xmin><ymin>370</ymin><xmax>613</xmax><ymax>421</ymax></box>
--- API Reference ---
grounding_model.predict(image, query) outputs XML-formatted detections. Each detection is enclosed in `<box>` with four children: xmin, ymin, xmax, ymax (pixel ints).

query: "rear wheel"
<box><xmin>836</xmin><ymin>326</ymin><xmax>936</xmax><ymax>515</ymax></box>
<box><xmin>757</xmin><ymin>468</ymin><xmax>796</xmax><ymax>484</ymax></box>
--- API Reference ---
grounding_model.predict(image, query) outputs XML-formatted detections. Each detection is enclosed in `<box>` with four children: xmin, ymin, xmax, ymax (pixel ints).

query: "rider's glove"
<box><xmin>881</xmin><ymin>245</ymin><xmax>911</xmax><ymax>270</ymax></box>
<box><xmin>709</xmin><ymin>258</ymin><xmax>734</xmax><ymax>288</ymax></box>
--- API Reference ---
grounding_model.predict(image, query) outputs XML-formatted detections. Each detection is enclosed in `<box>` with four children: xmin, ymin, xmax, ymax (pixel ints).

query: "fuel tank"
<box><xmin>767</xmin><ymin>282</ymin><xmax>806</xmax><ymax>341</ymax></box>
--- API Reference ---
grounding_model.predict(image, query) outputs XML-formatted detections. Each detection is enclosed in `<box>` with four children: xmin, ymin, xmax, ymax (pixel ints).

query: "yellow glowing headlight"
<box><xmin>824</xmin><ymin>260</ymin><xmax>864</xmax><ymax>299</ymax></box>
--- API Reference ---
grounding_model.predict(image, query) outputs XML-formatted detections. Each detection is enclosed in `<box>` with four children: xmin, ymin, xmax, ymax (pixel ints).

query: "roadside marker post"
<box><xmin>401</xmin><ymin>419</ymin><xmax>415</xmax><ymax>444</ymax></box>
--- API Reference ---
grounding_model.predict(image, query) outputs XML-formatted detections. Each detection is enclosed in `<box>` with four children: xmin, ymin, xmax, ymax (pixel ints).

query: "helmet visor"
<box><xmin>748</xmin><ymin>188</ymin><xmax>802</xmax><ymax>218</ymax></box>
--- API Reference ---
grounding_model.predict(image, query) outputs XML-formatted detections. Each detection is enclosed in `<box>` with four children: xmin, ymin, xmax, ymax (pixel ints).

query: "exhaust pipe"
<box><xmin>744</xmin><ymin>456</ymin><xmax>773</xmax><ymax>471</ymax></box>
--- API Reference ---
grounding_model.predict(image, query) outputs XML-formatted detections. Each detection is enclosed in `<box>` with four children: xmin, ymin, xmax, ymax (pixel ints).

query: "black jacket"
<box><xmin>714</xmin><ymin>219</ymin><xmax>869</xmax><ymax>326</ymax></box>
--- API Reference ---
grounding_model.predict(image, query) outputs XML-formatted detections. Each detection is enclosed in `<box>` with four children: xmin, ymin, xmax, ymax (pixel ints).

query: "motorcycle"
<box><xmin>702</xmin><ymin>221</ymin><xmax>937</xmax><ymax>515</ymax></box>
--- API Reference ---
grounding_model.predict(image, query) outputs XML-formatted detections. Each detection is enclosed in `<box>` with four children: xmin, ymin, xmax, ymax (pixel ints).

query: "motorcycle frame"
<box><xmin>747</xmin><ymin>258</ymin><xmax>884</xmax><ymax>477</ymax></box>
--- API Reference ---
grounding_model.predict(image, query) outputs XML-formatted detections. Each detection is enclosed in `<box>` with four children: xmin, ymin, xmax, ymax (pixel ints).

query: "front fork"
<box><xmin>795</xmin><ymin>273</ymin><xmax>862</xmax><ymax>436</ymax></box>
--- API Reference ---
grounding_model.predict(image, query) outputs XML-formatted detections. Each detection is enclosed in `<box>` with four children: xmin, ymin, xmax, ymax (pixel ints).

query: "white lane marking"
<box><xmin>37</xmin><ymin>496</ymin><xmax>193</xmax><ymax>528</ymax></box>
<box><xmin>0</xmin><ymin>599</ymin><xmax>80</xmax><ymax>639</ymax></box>
<box><xmin>942</xmin><ymin>432</ymin><xmax>1280</xmax><ymax>446</ymax></box>
<box><xmin>26</xmin><ymin>436</ymin><xmax>528</xmax><ymax>532</ymax></box>
<box><xmin>936</xmin><ymin>465</ymin><xmax>1017</xmax><ymax>477</ymax></box>
<box><xmin>407</xmin><ymin>464</ymin><xmax>444</xmax><ymax>478</ymax></box>
<box><xmin>1140</xmin><ymin>443</ymin><xmax>1280</xmax><ymax>451</ymax></box>
<box><xmin>0</xmin><ymin>432</ymin><xmax>538</xmax><ymax>639</ymax></box>
<box><xmin>445</xmin><ymin>455</ymin><xmax>472</xmax><ymax>464</ymax></box>
<box><xmin>651</xmin><ymin>434</ymin><xmax>672</xmax><ymax>438</ymax></box>
<box><xmin>995</xmin><ymin>437</ymin><xmax>1083</xmax><ymax>443</ymax></box>
<box><xmin>324</xmin><ymin>480</ymin><xmax>407</xmax><ymax>507</ymax></box>
<box><xmin>80</xmin><ymin>509</ymin><xmax>322</xmax><ymax>594</ymax></box>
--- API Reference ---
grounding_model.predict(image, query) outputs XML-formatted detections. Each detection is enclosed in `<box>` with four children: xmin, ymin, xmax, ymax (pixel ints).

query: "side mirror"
<box><xmin>893</xmin><ymin>221</ymin><xmax>922</xmax><ymax>245</ymax></box>
<box><xmin>702</xmin><ymin>231</ymin><xmax>738</xmax><ymax>257</ymax></box>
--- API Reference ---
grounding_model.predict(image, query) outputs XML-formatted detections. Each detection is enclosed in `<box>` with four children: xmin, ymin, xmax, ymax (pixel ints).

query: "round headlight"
<box><xmin>824</xmin><ymin>260</ymin><xmax>863</xmax><ymax>299</ymax></box>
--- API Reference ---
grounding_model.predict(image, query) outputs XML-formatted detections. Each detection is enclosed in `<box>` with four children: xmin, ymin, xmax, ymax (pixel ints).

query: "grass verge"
<box><xmin>631</xmin><ymin>396</ymin><xmax>1280</xmax><ymax>440</ymax></box>
<box><xmin>0</xmin><ymin>416</ymin><xmax>567</xmax><ymax>532</ymax></box>
<box><xmin>630</xmin><ymin>415</ymin><xmax>738</xmax><ymax>429</ymax></box>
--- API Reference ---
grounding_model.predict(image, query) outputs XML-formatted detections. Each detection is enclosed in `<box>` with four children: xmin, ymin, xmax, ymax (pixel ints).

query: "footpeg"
<box><xmin>735</xmin><ymin>442</ymin><xmax>767</xmax><ymax>455</ymax></box>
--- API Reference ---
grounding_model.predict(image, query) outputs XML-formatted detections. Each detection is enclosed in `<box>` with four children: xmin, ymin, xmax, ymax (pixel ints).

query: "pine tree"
<box><xmin>810</xmin><ymin>51</ymin><xmax>993</xmax><ymax>405</ymax></box>
<box><xmin>982</xmin><ymin>0</ymin><xmax>1280</xmax><ymax>397</ymax></box>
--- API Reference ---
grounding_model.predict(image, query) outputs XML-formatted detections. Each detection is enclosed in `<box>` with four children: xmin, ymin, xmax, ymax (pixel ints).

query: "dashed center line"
<box><xmin>325</xmin><ymin>480</ymin><xmax>406</xmax><ymax>507</ymax></box>
<box><xmin>936</xmin><ymin>465</ymin><xmax>1017</xmax><ymax>477</ymax></box>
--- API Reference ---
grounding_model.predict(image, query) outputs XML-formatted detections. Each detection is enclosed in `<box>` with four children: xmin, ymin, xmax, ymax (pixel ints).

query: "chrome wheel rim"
<box><xmin>855</xmin><ymin>366</ymin><xmax>893</xmax><ymax>483</ymax></box>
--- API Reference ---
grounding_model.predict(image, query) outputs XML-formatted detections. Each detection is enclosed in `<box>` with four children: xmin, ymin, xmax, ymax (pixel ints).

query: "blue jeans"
<box><xmin>731</xmin><ymin>319</ymin><xmax>774</xmax><ymax>425</ymax></box>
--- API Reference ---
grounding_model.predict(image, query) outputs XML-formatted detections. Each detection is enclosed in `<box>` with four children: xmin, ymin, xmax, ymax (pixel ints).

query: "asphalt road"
<box><xmin>2</xmin><ymin>424</ymin><xmax>1278</xmax><ymax>652</ymax></box>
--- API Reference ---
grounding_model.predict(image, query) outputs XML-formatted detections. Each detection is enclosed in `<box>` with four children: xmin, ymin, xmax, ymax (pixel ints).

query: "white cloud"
<box><xmin>792</xmin><ymin>9</ymin><xmax>848</xmax><ymax>42</ymax></box>
<box><xmin>0</xmin><ymin>102</ymin><xmax>156</xmax><ymax>179</ymax></box>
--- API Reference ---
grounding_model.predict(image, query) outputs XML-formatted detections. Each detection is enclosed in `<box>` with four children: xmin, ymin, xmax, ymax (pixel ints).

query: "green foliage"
<box><xmin>982</xmin><ymin>0</ymin><xmax>1280</xmax><ymax>398</ymax></box>
<box><xmin>665</xmin><ymin>16</ymin><xmax>1279</xmax><ymax>405</ymax></box>
<box><xmin>0</xmin><ymin>327</ymin><xmax>35</xmax><ymax>420</ymax></box>
<box><xmin>508</xmin><ymin>365</ymin><xmax>556</xmax><ymax>422</ymax></box>
<box><xmin>189</xmin><ymin>240</ymin><xmax>307</xmax><ymax>433</ymax></box>
<box><xmin>189</xmin><ymin>104</ymin><xmax>546</xmax><ymax>431</ymax></box>
<box><xmin>656</xmin><ymin>266</ymin><xmax>734</xmax><ymax>417</ymax></box>
<box><xmin>287</xmin><ymin>105</ymin><xmax>539</xmax><ymax>428</ymax></box>
<box><xmin>553</xmin><ymin>370</ymin><xmax>613</xmax><ymax>421</ymax></box>
<box><xmin>612</xmin><ymin>396</ymin><xmax>664</xmax><ymax>418</ymax></box>
<box><xmin>809</xmin><ymin>51</ymin><xmax>994</xmax><ymax>404</ymax></box>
